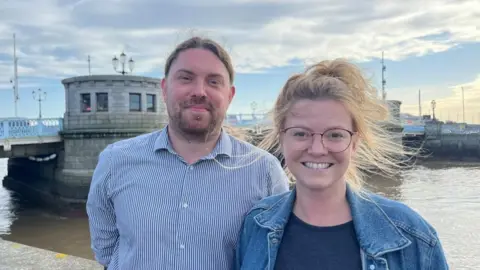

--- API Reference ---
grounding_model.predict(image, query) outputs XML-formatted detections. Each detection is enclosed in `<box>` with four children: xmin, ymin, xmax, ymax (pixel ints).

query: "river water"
<box><xmin>0</xmin><ymin>158</ymin><xmax>479</xmax><ymax>269</ymax></box>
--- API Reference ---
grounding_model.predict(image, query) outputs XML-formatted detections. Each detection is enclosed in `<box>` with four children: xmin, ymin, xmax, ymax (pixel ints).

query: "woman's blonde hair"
<box><xmin>258</xmin><ymin>59</ymin><xmax>413</xmax><ymax>191</ymax></box>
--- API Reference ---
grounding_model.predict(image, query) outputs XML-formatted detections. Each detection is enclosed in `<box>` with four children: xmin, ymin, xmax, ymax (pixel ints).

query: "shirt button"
<box><xmin>180</xmin><ymin>244</ymin><xmax>185</xmax><ymax>249</ymax></box>
<box><xmin>369</xmin><ymin>265</ymin><xmax>375</xmax><ymax>270</ymax></box>
<box><xmin>189</xmin><ymin>166</ymin><xmax>193</xmax><ymax>170</ymax></box>
<box><xmin>182</xmin><ymin>203</ymin><xmax>188</xmax><ymax>208</ymax></box>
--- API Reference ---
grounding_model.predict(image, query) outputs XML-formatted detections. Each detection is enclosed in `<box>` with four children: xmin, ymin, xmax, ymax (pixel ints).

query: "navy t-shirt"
<box><xmin>274</xmin><ymin>213</ymin><xmax>362</xmax><ymax>270</ymax></box>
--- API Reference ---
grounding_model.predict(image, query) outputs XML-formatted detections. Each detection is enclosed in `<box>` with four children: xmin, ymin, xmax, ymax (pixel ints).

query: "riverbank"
<box><xmin>413</xmin><ymin>159</ymin><xmax>480</xmax><ymax>168</ymax></box>
<box><xmin>0</xmin><ymin>238</ymin><xmax>101</xmax><ymax>270</ymax></box>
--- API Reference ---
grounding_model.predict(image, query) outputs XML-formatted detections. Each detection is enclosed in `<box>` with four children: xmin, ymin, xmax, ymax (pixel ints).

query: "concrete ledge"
<box><xmin>61</xmin><ymin>74</ymin><xmax>160</xmax><ymax>85</ymax></box>
<box><xmin>0</xmin><ymin>239</ymin><xmax>102</xmax><ymax>270</ymax></box>
<box><xmin>0</xmin><ymin>140</ymin><xmax>62</xmax><ymax>158</ymax></box>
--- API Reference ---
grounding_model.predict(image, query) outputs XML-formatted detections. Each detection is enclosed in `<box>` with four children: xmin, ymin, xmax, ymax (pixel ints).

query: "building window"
<box><xmin>81</xmin><ymin>93</ymin><xmax>91</xmax><ymax>112</ymax></box>
<box><xmin>146</xmin><ymin>94</ymin><xmax>156</xmax><ymax>112</ymax></box>
<box><xmin>96</xmin><ymin>93</ymin><xmax>108</xmax><ymax>112</ymax></box>
<box><xmin>129</xmin><ymin>93</ymin><xmax>141</xmax><ymax>112</ymax></box>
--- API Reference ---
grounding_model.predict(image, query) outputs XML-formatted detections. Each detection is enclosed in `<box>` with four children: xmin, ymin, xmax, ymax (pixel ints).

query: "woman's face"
<box><xmin>281</xmin><ymin>99</ymin><xmax>358</xmax><ymax>192</ymax></box>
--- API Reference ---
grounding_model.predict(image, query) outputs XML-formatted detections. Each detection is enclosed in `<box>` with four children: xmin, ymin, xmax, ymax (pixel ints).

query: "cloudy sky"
<box><xmin>0</xmin><ymin>0</ymin><xmax>479</xmax><ymax>123</ymax></box>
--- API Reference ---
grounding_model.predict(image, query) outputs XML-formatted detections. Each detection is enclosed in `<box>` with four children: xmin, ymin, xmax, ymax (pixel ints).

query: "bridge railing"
<box><xmin>0</xmin><ymin>118</ymin><xmax>63</xmax><ymax>139</ymax></box>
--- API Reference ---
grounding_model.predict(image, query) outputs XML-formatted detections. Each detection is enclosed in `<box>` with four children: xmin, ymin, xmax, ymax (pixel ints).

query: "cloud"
<box><xmin>0</xmin><ymin>0</ymin><xmax>479</xmax><ymax>87</ymax></box>
<box><xmin>394</xmin><ymin>75</ymin><xmax>480</xmax><ymax>123</ymax></box>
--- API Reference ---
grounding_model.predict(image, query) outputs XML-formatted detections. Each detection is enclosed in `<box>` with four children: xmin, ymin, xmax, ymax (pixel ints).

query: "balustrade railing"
<box><xmin>0</xmin><ymin>118</ymin><xmax>63</xmax><ymax>139</ymax></box>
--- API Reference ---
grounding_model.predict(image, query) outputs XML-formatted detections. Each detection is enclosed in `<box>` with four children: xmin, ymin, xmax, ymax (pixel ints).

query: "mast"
<box><xmin>418</xmin><ymin>89</ymin><xmax>422</xmax><ymax>118</ymax></box>
<box><xmin>13</xmin><ymin>33</ymin><xmax>19</xmax><ymax>117</ymax></box>
<box><xmin>88</xmin><ymin>55</ymin><xmax>91</xmax><ymax>75</ymax></box>
<box><xmin>461</xmin><ymin>86</ymin><xmax>465</xmax><ymax>123</ymax></box>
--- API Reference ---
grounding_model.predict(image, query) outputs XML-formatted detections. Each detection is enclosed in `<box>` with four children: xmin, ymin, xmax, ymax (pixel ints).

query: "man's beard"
<box><xmin>168</xmin><ymin>96</ymin><xmax>223</xmax><ymax>140</ymax></box>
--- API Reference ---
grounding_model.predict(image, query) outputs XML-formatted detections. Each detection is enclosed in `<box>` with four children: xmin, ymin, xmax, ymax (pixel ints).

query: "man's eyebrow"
<box><xmin>175</xmin><ymin>69</ymin><xmax>195</xmax><ymax>75</ymax></box>
<box><xmin>175</xmin><ymin>69</ymin><xmax>225</xmax><ymax>79</ymax></box>
<box><xmin>208</xmin><ymin>73</ymin><xmax>225</xmax><ymax>78</ymax></box>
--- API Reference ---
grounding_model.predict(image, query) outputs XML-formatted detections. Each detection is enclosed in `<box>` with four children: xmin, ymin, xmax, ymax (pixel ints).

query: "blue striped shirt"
<box><xmin>86</xmin><ymin>126</ymin><xmax>289</xmax><ymax>270</ymax></box>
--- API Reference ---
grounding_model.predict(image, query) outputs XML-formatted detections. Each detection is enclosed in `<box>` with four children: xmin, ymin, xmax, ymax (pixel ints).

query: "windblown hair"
<box><xmin>258</xmin><ymin>59</ymin><xmax>413</xmax><ymax>190</ymax></box>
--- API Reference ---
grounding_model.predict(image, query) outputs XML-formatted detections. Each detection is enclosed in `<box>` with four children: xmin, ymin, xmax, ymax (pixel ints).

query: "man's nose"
<box><xmin>307</xmin><ymin>135</ymin><xmax>328</xmax><ymax>155</ymax></box>
<box><xmin>191</xmin><ymin>80</ymin><xmax>207</xmax><ymax>96</ymax></box>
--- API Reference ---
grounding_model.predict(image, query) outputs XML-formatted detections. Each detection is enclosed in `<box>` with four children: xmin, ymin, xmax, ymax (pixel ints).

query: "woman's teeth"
<box><xmin>302</xmin><ymin>162</ymin><xmax>333</xmax><ymax>170</ymax></box>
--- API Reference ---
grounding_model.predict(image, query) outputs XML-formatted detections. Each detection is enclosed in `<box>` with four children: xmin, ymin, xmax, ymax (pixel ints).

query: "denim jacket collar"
<box><xmin>253</xmin><ymin>184</ymin><xmax>412</xmax><ymax>257</ymax></box>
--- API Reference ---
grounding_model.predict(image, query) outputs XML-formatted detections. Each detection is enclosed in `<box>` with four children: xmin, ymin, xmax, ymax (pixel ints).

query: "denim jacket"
<box><xmin>235</xmin><ymin>185</ymin><xmax>449</xmax><ymax>270</ymax></box>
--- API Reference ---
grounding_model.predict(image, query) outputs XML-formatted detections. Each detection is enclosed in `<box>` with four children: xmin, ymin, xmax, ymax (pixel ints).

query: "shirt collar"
<box><xmin>153</xmin><ymin>125</ymin><xmax>233</xmax><ymax>159</ymax></box>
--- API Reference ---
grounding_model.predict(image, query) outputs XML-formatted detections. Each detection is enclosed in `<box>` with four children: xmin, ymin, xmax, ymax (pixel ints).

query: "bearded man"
<box><xmin>86</xmin><ymin>36</ymin><xmax>289</xmax><ymax>270</ymax></box>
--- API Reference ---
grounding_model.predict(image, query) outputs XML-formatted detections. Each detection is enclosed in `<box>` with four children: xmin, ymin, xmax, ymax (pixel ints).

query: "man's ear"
<box><xmin>229</xmin><ymin>85</ymin><xmax>236</xmax><ymax>103</ymax></box>
<box><xmin>161</xmin><ymin>78</ymin><xmax>167</xmax><ymax>102</ymax></box>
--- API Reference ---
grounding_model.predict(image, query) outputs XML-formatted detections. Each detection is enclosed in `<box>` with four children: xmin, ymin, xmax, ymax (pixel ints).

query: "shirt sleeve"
<box><xmin>266</xmin><ymin>154</ymin><xmax>290</xmax><ymax>195</ymax></box>
<box><xmin>86</xmin><ymin>144</ymin><xmax>118</xmax><ymax>267</ymax></box>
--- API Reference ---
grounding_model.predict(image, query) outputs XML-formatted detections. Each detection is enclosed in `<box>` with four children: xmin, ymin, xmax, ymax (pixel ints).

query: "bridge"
<box><xmin>0</xmin><ymin>118</ymin><xmax>63</xmax><ymax>159</ymax></box>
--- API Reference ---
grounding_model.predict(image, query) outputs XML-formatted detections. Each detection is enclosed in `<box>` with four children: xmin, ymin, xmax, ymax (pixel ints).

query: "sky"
<box><xmin>0</xmin><ymin>0</ymin><xmax>479</xmax><ymax>123</ymax></box>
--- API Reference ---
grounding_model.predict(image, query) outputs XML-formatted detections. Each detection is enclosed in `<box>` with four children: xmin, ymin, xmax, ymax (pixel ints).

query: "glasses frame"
<box><xmin>281</xmin><ymin>126</ymin><xmax>356</xmax><ymax>153</ymax></box>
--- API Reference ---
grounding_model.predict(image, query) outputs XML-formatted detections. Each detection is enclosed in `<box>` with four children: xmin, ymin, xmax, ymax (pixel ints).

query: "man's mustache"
<box><xmin>181</xmin><ymin>97</ymin><xmax>214</xmax><ymax>111</ymax></box>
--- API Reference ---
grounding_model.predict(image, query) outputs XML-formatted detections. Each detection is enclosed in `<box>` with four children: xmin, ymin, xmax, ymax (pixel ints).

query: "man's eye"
<box><xmin>209</xmin><ymin>78</ymin><xmax>223</xmax><ymax>86</ymax></box>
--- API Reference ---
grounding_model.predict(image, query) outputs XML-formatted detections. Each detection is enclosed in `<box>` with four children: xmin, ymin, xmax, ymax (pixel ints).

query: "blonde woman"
<box><xmin>235</xmin><ymin>59</ymin><xmax>449</xmax><ymax>270</ymax></box>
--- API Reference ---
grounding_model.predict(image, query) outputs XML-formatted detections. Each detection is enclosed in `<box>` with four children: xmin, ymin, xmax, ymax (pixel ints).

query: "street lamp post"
<box><xmin>431</xmin><ymin>100</ymin><xmax>436</xmax><ymax>120</ymax></box>
<box><xmin>112</xmin><ymin>51</ymin><xmax>135</xmax><ymax>75</ymax></box>
<box><xmin>32</xmin><ymin>88</ymin><xmax>46</xmax><ymax>119</ymax></box>
<box><xmin>250</xmin><ymin>101</ymin><xmax>257</xmax><ymax>116</ymax></box>
<box><xmin>250</xmin><ymin>101</ymin><xmax>259</xmax><ymax>134</ymax></box>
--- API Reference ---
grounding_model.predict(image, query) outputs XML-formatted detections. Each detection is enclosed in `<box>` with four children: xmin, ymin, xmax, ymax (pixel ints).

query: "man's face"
<box><xmin>161</xmin><ymin>48</ymin><xmax>235</xmax><ymax>137</ymax></box>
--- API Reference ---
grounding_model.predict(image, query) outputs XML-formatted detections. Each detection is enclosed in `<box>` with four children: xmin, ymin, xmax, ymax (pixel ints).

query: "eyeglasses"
<box><xmin>282</xmin><ymin>127</ymin><xmax>356</xmax><ymax>153</ymax></box>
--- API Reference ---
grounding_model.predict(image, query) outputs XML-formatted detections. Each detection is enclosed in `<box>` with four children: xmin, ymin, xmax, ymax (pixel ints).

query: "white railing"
<box><xmin>0</xmin><ymin>118</ymin><xmax>63</xmax><ymax>139</ymax></box>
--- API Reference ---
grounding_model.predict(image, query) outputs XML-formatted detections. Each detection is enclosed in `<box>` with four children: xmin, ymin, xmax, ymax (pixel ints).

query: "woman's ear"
<box><xmin>351</xmin><ymin>134</ymin><xmax>360</xmax><ymax>155</ymax></box>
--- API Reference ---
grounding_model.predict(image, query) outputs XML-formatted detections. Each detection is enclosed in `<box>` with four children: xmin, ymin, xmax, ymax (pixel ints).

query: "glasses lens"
<box><xmin>285</xmin><ymin>127</ymin><xmax>310</xmax><ymax>140</ymax></box>
<box><xmin>323</xmin><ymin>129</ymin><xmax>352</xmax><ymax>152</ymax></box>
<box><xmin>285</xmin><ymin>127</ymin><xmax>311</xmax><ymax>149</ymax></box>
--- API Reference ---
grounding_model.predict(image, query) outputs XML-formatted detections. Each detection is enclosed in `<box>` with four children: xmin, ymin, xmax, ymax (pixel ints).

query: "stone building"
<box><xmin>56</xmin><ymin>75</ymin><xmax>167</xmax><ymax>202</ymax></box>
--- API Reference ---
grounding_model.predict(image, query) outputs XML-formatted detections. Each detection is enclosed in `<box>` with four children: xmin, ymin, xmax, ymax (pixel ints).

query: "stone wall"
<box><xmin>419</xmin><ymin>122</ymin><xmax>480</xmax><ymax>160</ymax></box>
<box><xmin>0</xmin><ymin>142</ymin><xmax>62</xmax><ymax>158</ymax></box>
<box><xmin>3</xmin><ymin>157</ymin><xmax>60</xmax><ymax>208</ymax></box>
<box><xmin>62</xmin><ymin>75</ymin><xmax>167</xmax><ymax>131</ymax></box>
<box><xmin>423</xmin><ymin>133</ymin><xmax>480</xmax><ymax>160</ymax></box>
<box><xmin>56</xmin><ymin>132</ymin><xmax>150</xmax><ymax>202</ymax></box>
<box><xmin>64</xmin><ymin>113</ymin><xmax>163</xmax><ymax>131</ymax></box>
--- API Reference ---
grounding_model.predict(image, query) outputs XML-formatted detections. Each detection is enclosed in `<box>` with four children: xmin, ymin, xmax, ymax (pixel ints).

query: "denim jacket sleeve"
<box><xmin>234</xmin><ymin>205</ymin><xmax>260</xmax><ymax>270</ymax></box>
<box><xmin>427</xmin><ymin>230</ymin><xmax>450</xmax><ymax>270</ymax></box>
